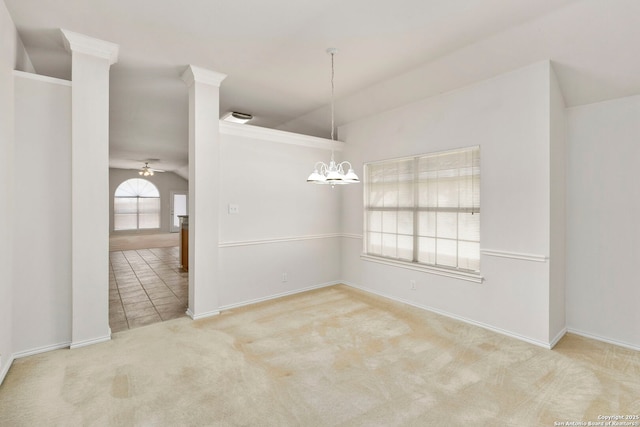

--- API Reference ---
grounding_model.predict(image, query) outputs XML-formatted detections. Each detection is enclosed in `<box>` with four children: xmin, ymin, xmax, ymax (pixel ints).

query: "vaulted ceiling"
<box><xmin>5</xmin><ymin>0</ymin><xmax>640</xmax><ymax>175</ymax></box>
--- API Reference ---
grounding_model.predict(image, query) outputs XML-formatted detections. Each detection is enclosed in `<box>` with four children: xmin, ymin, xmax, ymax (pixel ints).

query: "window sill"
<box><xmin>360</xmin><ymin>254</ymin><xmax>484</xmax><ymax>283</ymax></box>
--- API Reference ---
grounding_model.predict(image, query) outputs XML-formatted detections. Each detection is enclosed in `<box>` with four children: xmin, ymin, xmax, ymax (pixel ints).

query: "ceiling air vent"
<box><xmin>222</xmin><ymin>111</ymin><xmax>253</xmax><ymax>124</ymax></box>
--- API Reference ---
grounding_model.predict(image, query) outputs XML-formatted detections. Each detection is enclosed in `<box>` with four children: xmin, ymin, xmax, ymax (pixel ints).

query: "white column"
<box><xmin>61</xmin><ymin>29</ymin><xmax>119</xmax><ymax>348</ymax></box>
<box><xmin>182</xmin><ymin>65</ymin><xmax>226</xmax><ymax>319</ymax></box>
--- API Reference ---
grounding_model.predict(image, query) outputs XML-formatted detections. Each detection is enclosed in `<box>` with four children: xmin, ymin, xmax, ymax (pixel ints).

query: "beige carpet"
<box><xmin>109</xmin><ymin>233</ymin><xmax>179</xmax><ymax>251</ymax></box>
<box><xmin>1</xmin><ymin>285</ymin><xmax>638</xmax><ymax>426</ymax></box>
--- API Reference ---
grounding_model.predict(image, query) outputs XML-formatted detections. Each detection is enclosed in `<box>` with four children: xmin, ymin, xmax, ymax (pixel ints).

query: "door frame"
<box><xmin>169</xmin><ymin>191</ymin><xmax>188</xmax><ymax>233</ymax></box>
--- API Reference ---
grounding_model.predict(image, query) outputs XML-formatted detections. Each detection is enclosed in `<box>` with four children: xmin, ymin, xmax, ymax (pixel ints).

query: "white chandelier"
<box><xmin>307</xmin><ymin>48</ymin><xmax>359</xmax><ymax>187</ymax></box>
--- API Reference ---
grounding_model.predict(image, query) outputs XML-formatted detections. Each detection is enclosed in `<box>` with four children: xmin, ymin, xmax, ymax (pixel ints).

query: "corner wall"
<box><xmin>0</xmin><ymin>0</ymin><xmax>16</xmax><ymax>382</ymax></box>
<box><xmin>548</xmin><ymin>64</ymin><xmax>567</xmax><ymax>343</ymax></box>
<box><xmin>12</xmin><ymin>71</ymin><xmax>72</xmax><ymax>355</ymax></box>
<box><xmin>0</xmin><ymin>0</ymin><xmax>34</xmax><ymax>383</ymax></box>
<box><xmin>340</xmin><ymin>61</ymin><xmax>559</xmax><ymax>347</ymax></box>
<box><xmin>566</xmin><ymin>95</ymin><xmax>640</xmax><ymax>350</ymax></box>
<box><xmin>217</xmin><ymin>124</ymin><xmax>342</xmax><ymax>308</ymax></box>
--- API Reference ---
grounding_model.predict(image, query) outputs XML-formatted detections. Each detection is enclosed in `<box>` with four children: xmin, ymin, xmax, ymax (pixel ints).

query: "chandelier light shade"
<box><xmin>308</xmin><ymin>159</ymin><xmax>359</xmax><ymax>185</ymax></box>
<box><xmin>307</xmin><ymin>48</ymin><xmax>359</xmax><ymax>187</ymax></box>
<box><xmin>139</xmin><ymin>162</ymin><xmax>154</xmax><ymax>176</ymax></box>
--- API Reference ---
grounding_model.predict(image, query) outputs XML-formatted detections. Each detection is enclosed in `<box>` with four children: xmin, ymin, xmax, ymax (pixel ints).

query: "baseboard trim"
<box><xmin>186</xmin><ymin>309</ymin><xmax>220</xmax><ymax>320</ymax></box>
<box><xmin>13</xmin><ymin>341</ymin><xmax>72</xmax><ymax>359</ymax></box>
<box><xmin>567</xmin><ymin>328</ymin><xmax>640</xmax><ymax>352</ymax></box>
<box><xmin>70</xmin><ymin>334</ymin><xmax>111</xmax><ymax>350</ymax></box>
<box><xmin>0</xmin><ymin>355</ymin><xmax>15</xmax><ymax>386</ymax></box>
<box><xmin>549</xmin><ymin>327</ymin><xmax>568</xmax><ymax>349</ymax></box>
<box><xmin>342</xmin><ymin>281</ymin><xmax>555</xmax><ymax>349</ymax></box>
<box><xmin>219</xmin><ymin>281</ymin><xmax>340</xmax><ymax>312</ymax></box>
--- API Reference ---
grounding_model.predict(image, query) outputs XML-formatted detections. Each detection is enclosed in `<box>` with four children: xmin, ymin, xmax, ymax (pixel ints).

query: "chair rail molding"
<box><xmin>219</xmin><ymin>233</ymin><xmax>346</xmax><ymax>248</ymax></box>
<box><xmin>480</xmin><ymin>249</ymin><xmax>548</xmax><ymax>263</ymax></box>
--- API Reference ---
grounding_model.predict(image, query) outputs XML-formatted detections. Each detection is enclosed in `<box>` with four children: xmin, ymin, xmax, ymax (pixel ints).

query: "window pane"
<box><xmin>368</xmin><ymin>211</ymin><xmax>382</xmax><ymax>232</ymax></box>
<box><xmin>368</xmin><ymin>183</ymin><xmax>385</xmax><ymax>207</ymax></box>
<box><xmin>397</xmin><ymin>159</ymin><xmax>414</xmax><ymax>207</ymax></box>
<box><xmin>383</xmin><ymin>163</ymin><xmax>398</xmax><ymax>207</ymax></box>
<box><xmin>417</xmin><ymin>168</ymin><xmax>437</xmax><ymax>207</ymax></box>
<box><xmin>437</xmin><ymin>172</ymin><xmax>459</xmax><ymax>208</ymax></box>
<box><xmin>139</xmin><ymin>197</ymin><xmax>160</xmax><ymax>212</ymax></box>
<box><xmin>383</xmin><ymin>184</ymin><xmax>398</xmax><ymax>207</ymax></box>
<box><xmin>382</xmin><ymin>233</ymin><xmax>397</xmax><ymax>258</ymax></box>
<box><xmin>458</xmin><ymin>212</ymin><xmax>480</xmax><ymax>242</ymax></box>
<box><xmin>138</xmin><ymin>198</ymin><xmax>160</xmax><ymax>229</ymax></box>
<box><xmin>114</xmin><ymin>198</ymin><xmax>138</xmax><ymax>231</ymax></box>
<box><xmin>458</xmin><ymin>241</ymin><xmax>480</xmax><ymax>271</ymax></box>
<box><xmin>473</xmin><ymin>166</ymin><xmax>481</xmax><ymax>208</ymax></box>
<box><xmin>436</xmin><ymin>212</ymin><xmax>457</xmax><ymax>239</ymax></box>
<box><xmin>418</xmin><ymin>212</ymin><xmax>436</xmax><ymax>237</ymax></box>
<box><xmin>115</xmin><ymin>178</ymin><xmax>160</xmax><ymax>197</ymax></box>
<box><xmin>114</xmin><ymin>198</ymin><xmax>137</xmax><ymax>214</ymax></box>
<box><xmin>418</xmin><ymin>237</ymin><xmax>435</xmax><ymax>264</ymax></box>
<box><xmin>367</xmin><ymin>232</ymin><xmax>382</xmax><ymax>255</ymax></box>
<box><xmin>382</xmin><ymin>211</ymin><xmax>397</xmax><ymax>233</ymax></box>
<box><xmin>458</xmin><ymin>166</ymin><xmax>475</xmax><ymax>208</ymax></box>
<box><xmin>367</xmin><ymin>164</ymin><xmax>384</xmax><ymax>184</ymax></box>
<box><xmin>397</xmin><ymin>235</ymin><xmax>413</xmax><ymax>261</ymax></box>
<box><xmin>398</xmin><ymin>211</ymin><xmax>413</xmax><ymax>235</ymax></box>
<box><xmin>436</xmin><ymin>239</ymin><xmax>457</xmax><ymax>268</ymax></box>
<box><xmin>114</xmin><ymin>214</ymin><xmax>137</xmax><ymax>231</ymax></box>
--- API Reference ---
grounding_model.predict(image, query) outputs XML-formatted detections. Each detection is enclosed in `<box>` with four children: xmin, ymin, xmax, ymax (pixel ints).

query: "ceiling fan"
<box><xmin>137</xmin><ymin>162</ymin><xmax>165</xmax><ymax>176</ymax></box>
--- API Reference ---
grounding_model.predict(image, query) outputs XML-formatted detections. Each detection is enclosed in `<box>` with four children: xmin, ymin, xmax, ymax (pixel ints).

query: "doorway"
<box><xmin>108</xmin><ymin>185</ymin><xmax>189</xmax><ymax>333</ymax></box>
<box><xmin>170</xmin><ymin>191</ymin><xmax>188</xmax><ymax>233</ymax></box>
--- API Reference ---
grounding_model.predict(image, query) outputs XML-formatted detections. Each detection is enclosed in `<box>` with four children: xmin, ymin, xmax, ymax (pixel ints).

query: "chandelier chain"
<box><xmin>330</xmin><ymin>51</ymin><xmax>335</xmax><ymax>142</ymax></box>
<box><xmin>306</xmin><ymin>48</ymin><xmax>359</xmax><ymax>186</ymax></box>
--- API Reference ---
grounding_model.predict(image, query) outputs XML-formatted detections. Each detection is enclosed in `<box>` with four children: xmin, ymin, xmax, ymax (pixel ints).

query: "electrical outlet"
<box><xmin>282</xmin><ymin>273</ymin><xmax>288</xmax><ymax>283</ymax></box>
<box><xmin>410</xmin><ymin>280</ymin><xmax>416</xmax><ymax>290</ymax></box>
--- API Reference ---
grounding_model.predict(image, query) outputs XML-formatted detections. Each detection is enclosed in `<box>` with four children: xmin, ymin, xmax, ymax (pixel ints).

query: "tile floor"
<box><xmin>109</xmin><ymin>246</ymin><xmax>188</xmax><ymax>333</ymax></box>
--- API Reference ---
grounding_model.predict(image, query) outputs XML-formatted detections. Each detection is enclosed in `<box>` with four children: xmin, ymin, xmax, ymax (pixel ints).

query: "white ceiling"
<box><xmin>5</xmin><ymin>0</ymin><xmax>640</xmax><ymax>174</ymax></box>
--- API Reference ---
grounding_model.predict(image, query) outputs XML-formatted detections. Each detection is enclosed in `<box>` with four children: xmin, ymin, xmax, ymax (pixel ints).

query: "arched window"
<box><xmin>114</xmin><ymin>178</ymin><xmax>161</xmax><ymax>231</ymax></box>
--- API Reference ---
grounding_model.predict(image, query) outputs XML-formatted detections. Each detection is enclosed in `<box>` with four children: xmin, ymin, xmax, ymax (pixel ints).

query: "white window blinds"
<box><xmin>364</xmin><ymin>146</ymin><xmax>480</xmax><ymax>272</ymax></box>
<box><xmin>114</xmin><ymin>178</ymin><xmax>161</xmax><ymax>231</ymax></box>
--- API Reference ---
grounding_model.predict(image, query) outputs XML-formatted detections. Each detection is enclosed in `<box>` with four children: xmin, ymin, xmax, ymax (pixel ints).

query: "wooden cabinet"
<box><xmin>179</xmin><ymin>215</ymin><xmax>188</xmax><ymax>271</ymax></box>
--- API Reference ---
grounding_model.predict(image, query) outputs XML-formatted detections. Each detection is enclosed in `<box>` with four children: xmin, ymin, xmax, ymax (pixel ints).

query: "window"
<box><xmin>114</xmin><ymin>178</ymin><xmax>161</xmax><ymax>231</ymax></box>
<box><xmin>364</xmin><ymin>146</ymin><xmax>480</xmax><ymax>274</ymax></box>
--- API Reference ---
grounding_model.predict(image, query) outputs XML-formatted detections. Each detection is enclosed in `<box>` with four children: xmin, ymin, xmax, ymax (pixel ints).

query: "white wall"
<box><xmin>0</xmin><ymin>0</ymin><xmax>16</xmax><ymax>380</ymax></box>
<box><xmin>0</xmin><ymin>0</ymin><xmax>34</xmax><ymax>382</ymax></box>
<box><xmin>109</xmin><ymin>168</ymin><xmax>188</xmax><ymax>234</ymax></box>
<box><xmin>340</xmin><ymin>61</ymin><xmax>560</xmax><ymax>347</ymax></box>
<box><xmin>566</xmin><ymin>94</ymin><xmax>640</xmax><ymax>349</ymax></box>
<box><xmin>12</xmin><ymin>72</ymin><xmax>72</xmax><ymax>354</ymax></box>
<box><xmin>218</xmin><ymin>126</ymin><xmax>342</xmax><ymax>308</ymax></box>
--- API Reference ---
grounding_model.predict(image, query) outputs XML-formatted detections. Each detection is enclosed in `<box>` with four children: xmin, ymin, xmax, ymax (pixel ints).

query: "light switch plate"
<box><xmin>228</xmin><ymin>204</ymin><xmax>239</xmax><ymax>214</ymax></box>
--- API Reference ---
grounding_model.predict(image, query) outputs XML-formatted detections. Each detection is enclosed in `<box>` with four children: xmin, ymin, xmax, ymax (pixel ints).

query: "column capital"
<box><xmin>60</xmin><ymin>29</ymin><xmax>119</xmax><ymax>65</ymax></box>
<box><xmin>182</xmin><ymin>65</ymin><xmax>227</xmax><ymax>88</ymax></box>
